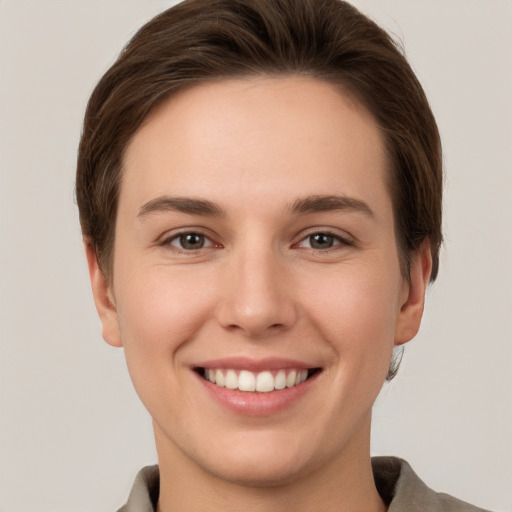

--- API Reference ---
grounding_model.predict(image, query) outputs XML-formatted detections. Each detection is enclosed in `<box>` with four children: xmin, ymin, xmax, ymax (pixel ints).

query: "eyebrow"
<box><xmin>289</xmin><ymin>195</ymin><xmax>374</xmax><ymax>217</ymax></box>
<box><xmin>138</xmin><ymin>196</ymin><xmax>225</xmax><ymax>218</ymax></box>
<box><xmin>137</xmin><ymin>194</ymin><xmax>374</xmax><ymax>219</ymax></box>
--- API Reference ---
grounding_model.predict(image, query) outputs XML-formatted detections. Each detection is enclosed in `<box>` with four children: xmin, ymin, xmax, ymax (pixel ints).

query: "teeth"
<box><xmin>256</xmin><ymin>371</ymin><xmax>274</xmax><ymax>392</ymax></box>
<box><xmin>202</xmin><ymin>368</ymin><xmax>312</xmax><ymax>392</ymax></box>
<box><xmin>275</xmin><ymin>370</ymin><xmax>286</xmax><ymax>390</ymax></box>
<box><xmin>286</xmin><ymin>370</ymin><xmax>297</xmax><ymax>388</ymax></box>
<box><xmin>225</xmin><ymin>369</ymin><xmax>238</xmax><ymax>389</ymax></box>
<box><xmin>215</xmin><ymin>369</ymin><xmax>225</xmax><ymax>387</ymax></box>
<box><xmin>238</xmin><ymin>370</ymin><xmax>255</xmax><ymax>392</ymax></box>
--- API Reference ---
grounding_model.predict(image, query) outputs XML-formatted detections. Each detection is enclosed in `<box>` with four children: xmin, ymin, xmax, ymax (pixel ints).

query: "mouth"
<box><xmin>194</xmin><ymin>367</ymin><xmax>322</xmax><ymax>393</ymax></box>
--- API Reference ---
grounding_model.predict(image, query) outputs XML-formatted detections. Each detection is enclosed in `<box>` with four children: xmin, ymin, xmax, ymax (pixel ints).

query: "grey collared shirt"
<box><xmin>117</xmin><ymin>457</ymin><xmax>491</xmax><ymax>511</ymax></box>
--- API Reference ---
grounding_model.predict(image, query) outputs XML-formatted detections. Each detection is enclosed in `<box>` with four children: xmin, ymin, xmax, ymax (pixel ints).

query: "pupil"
<box><xmin>180</xmin><ymin>233</ymin><xmax>204</xmax><ymax>250</ymax></box>
<box><xmin>311</xmin><ymin>233</ymin><xmax>333</xmax><ymax>249</ymax></box>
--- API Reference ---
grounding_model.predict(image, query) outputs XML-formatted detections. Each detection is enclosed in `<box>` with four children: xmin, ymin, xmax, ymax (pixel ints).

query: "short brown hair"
<box><xmin>76</xmin><ymin>0</ymin><xmax>442</xmax><ymax>285</ymax></box>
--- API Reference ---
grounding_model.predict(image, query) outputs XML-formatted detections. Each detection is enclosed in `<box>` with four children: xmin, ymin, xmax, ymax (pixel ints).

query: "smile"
<box><xmin>197</xmin><ymin>368</ymin><xmax>319</xmax><ymax>393</ymax></box>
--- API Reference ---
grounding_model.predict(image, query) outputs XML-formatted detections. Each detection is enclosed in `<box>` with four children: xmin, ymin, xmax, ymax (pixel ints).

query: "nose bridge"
<box><xmin>216</xmin><ymin>236</ymin><xmax>297</xmax><ymax>336</ymax></box>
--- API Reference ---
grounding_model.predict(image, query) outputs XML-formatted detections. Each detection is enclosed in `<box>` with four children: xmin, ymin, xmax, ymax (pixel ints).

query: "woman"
<box><xmin>76</xmin><ymin>1</ymin><xmax>489</xmax><ymax>510</ymax></box>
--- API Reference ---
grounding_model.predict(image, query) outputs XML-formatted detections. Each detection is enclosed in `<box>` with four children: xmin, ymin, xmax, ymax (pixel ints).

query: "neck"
<box><xmin>154</xmin><ymin>417</ymin><xmax>386</xmax><ymax>512</ymax></box>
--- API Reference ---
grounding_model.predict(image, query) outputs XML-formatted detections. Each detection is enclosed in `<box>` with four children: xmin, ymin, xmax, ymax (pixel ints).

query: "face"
<box><xmin>88</xmin><ymin>76</ymin><xmax>430</xmax><ymax>487</ymax></box>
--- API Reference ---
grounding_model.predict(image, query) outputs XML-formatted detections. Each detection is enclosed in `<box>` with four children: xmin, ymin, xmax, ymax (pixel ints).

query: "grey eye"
<box><xmin>308</xmin><ymin>233</ymin><xmax>336</xmax><ymax>249</ymax></box>
<box><xmin>178</xmin><ymin>233</ymin><xmax>206</xmax><ymax>250</ymax></box>
<box><xmin>166</xmin><ymin>232</ymin><xmax>214</xmax><ymax>251</ymax></box>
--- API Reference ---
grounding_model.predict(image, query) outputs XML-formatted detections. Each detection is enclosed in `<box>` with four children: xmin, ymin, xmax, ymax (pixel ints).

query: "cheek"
<box><xmin>114</xmin><ymin>265</ymin><xmax>216</xmax><ymax>366</ymax></box>
<box><xmin>291</xmin><ymin>263</ymin><xmax>402</xmax><ymax>433</ymax></box>
<box><xmin>112</xmin><ymin>266</ymin><xmax>219</xmax><ymax>419</ymax></box>
<box><xmin>303</xmin><ymin>264</ymin><xmax>401</xmax><ymax>365</ymax></box>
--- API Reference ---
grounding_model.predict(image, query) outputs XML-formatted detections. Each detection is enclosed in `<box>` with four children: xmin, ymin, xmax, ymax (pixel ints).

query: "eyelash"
<box><xmin>160</xmin><ymin>229</ymin><xmax>354</xmax><ymax>254</ymax></box>
<box><xmin>294</xmin><ymin>230</ymin><xmax>354</xmax><ymax>252</ymax></box>
<box><xmin>160</xmin><ymin>231</ymin><xmax>219</xmax><ymax>253</ymax></box>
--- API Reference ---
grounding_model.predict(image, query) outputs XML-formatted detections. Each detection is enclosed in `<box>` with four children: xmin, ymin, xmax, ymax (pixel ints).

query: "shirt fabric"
<box><xmin>117</xmin><ymin>456</ymin><xmax>490</xmax><ymax>512</ymax></box>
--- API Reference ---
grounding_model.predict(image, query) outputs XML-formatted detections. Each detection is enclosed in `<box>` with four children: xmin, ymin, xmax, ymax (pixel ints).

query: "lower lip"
<box><xmin>195</xmin><ymin>371</ymin><xmax>319</xmax><ymax>417</ymax></box>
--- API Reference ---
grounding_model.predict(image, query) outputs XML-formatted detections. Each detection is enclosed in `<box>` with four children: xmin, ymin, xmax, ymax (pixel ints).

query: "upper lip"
<box><xmin>193</xmin><ymin>357</ymin><xmax>319</xmax><ymax>372</ymax></box>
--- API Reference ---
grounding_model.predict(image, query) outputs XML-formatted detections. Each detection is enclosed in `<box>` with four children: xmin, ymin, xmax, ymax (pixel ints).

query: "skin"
<box><xmin>87</xmin><ymin>76</ymin><xmax>431</xmax><ymax>511</ymax></box>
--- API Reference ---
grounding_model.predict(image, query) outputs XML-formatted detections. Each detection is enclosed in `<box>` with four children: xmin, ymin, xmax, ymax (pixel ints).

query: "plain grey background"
<box><xmin>1</xmin><ymin>1</ymin><xmax>511</xmax><ymax>511</ymax></box>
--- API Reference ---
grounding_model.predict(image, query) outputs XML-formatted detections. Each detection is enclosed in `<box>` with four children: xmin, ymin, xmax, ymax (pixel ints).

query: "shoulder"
<box><xmin>372</xmin><ymin>457</ymin><xmax>492</xmax><ymax>512</ymax></box>
<box><xmin>116</xmin><ymin>465</ymin><xmax>159</xmax><ymax>512</ymax></box>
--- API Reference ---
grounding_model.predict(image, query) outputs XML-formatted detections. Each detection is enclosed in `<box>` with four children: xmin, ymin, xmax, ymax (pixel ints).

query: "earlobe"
<box><xmin>84</xmin><ymin>241</ymin><xmax>123</xmax><ymax>347</ymax></box>
<box><xmin>394</xmin><ymin>241</ymin><xmax>433</xmax><ymax>346</ymax></box>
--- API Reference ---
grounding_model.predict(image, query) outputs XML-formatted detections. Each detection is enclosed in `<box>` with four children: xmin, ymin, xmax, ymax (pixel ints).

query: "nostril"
<box><xmin>214</xmin><ymin>291</ymin><xmax>298</xmax><ymax>336</ymax></box>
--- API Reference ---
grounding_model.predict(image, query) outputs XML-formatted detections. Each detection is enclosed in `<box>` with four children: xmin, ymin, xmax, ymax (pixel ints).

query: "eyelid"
<box><xmin>159</xmin><ymin>228</ymin><xmax>222</xmax><ymax>252</ymax></box>
<box><xmin>156</xmin><ymin>226</ymin><xmax>354</xmax><ymax>253</ymax></box>
<box><xmin>293</xmin><ymin>228</ymin><xmax>355</xmax><ymax>249</ymax></box>
<box><xmin>170</xmin><ymin>234</ymin><xmax>214</xmax><ymax>248</ymax></box>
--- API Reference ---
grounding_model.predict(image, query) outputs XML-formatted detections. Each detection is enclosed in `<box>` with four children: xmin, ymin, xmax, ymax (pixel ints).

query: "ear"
<box><xmin>84</xmin><ymin>241</ymin><xmax>123</xmax><ymax>347</ymax></box>
<box><xmin>394</xmin><ymin>241</ymin><xmax>433</xmax><ymax>346</ymax></box>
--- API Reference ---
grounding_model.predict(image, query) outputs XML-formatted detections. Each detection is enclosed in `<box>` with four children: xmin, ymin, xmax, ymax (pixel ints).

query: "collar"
<box><xmin>117</xmin><ymin>457</ymin><xmax>488</xmax><ymax>511</ymax></box>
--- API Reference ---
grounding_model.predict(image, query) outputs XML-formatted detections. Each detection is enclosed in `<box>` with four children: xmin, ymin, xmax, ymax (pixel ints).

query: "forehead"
<box><xmin>121</xmin><ymin>76</ymin><xmax>390</xmax><ymax>216</ymax></box>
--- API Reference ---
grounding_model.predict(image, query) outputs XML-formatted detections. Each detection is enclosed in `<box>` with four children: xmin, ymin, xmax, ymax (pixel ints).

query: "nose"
<box><xmin>214</xmin><ymin>245</ymin><xmax>298</xmax><ymax>338</ymax></box>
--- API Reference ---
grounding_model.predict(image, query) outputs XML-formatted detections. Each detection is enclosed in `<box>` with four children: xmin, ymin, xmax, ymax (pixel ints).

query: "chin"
<box><xmin>204</xmin><ymin>453</ymin><xmax>311</xmax><ymax>488</ymax></box>
<box><xmin>192</xmin><ymin>428</ymin><xmax>325</xmax><ymax>488</ymax></box>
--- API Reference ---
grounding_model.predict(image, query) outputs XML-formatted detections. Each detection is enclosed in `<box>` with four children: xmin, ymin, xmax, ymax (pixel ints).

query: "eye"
<box><xmin>296</xmin><ymin>232</ymin><xmax>352</xmax><ymax>250</ymax></box>
<box><xmin>164</xmin><ymin>232</ymin><xmax>215</xmax><ymax>251</ymax></box>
